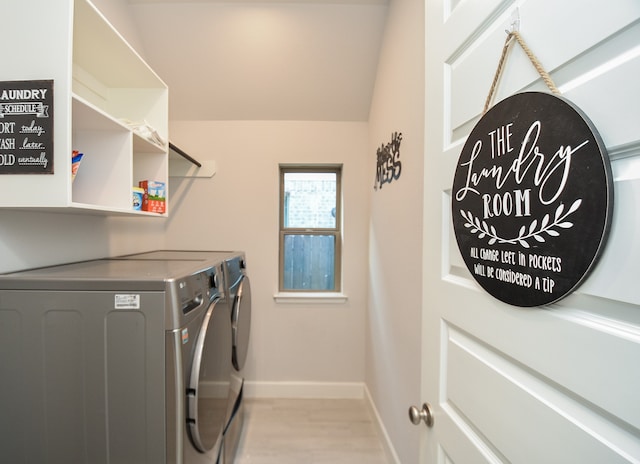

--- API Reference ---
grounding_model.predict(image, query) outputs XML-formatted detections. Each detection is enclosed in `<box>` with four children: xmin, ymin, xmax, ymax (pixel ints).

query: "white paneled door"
<box><xmin>421</xmin><ymin>0</ymin><xmax>640</xmax><ymax>462</ymax></box>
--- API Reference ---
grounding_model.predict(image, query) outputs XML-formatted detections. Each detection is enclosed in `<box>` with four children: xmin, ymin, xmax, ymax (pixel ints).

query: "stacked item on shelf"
<box><xmin>121</xmin><ymin>119</ymin><xmax>166</xmax><ymax>149</ymax></box>
<box><xmin>71</xmin><ymin>151</ymin><xmax>84</xmax><ymax>182</ymax></box>
<box><xmin>139</xmin><ymin>180</ymin><xmax>166</xmax><ymax>214</ymax></box>
<box><xmin>132</xmin><ymin>187</ymin><xmax>144</xmax><ymax>211</ymax></box>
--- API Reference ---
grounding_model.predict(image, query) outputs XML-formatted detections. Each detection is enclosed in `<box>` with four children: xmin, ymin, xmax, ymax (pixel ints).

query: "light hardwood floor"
<box><xmin>233</xmin><ymin>398</ymin><xmax>389</xmax><ymax>464</ymax></box>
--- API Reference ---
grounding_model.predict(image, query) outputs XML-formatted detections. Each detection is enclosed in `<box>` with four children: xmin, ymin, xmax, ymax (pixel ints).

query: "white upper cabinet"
<box><xmin>0</xmin><ymin>0</ymin><xmax>168</xmax><ymax>216</ymax></box>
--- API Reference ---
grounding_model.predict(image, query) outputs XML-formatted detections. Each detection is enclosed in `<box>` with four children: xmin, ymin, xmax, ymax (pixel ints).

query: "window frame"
<box><xmin>278</xmin><ymin>164</ymin><xmax>342</xmax><ymax>293</ymax></box>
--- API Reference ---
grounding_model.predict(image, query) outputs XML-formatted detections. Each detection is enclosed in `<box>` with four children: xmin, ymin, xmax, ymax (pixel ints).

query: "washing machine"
<box><xmin>0</xmin><ymin>251</ymin><xmax>236</xmax><ymax>464</ymax></box>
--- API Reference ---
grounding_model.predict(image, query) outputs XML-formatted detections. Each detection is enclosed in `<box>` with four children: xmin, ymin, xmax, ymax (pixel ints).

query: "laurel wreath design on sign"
<box><xmin>460</xmin><ymin>199</ymin><xmax>582</xmax><ymax>249</ymax></box>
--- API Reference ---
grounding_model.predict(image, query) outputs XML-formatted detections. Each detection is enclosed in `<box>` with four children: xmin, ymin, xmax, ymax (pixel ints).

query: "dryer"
<box><xmin>0</xmin><ymin>252</ymin><xmax>236</xmax><ymax>464</ymax></box>
<box><xmin>221</xmin><ymin>253</ymin><xmax>252</xmax><ymax>463</ymax></box>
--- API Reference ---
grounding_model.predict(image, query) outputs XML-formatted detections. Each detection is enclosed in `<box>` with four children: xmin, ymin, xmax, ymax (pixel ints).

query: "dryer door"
<box><xmin>186</xmin><ymin>297</ymin><xmax>232</xmax><ymax>453</ymax></box>
<box><xmin>231</xmin><ymin>274</ymin><xmax>251</xmax><ymax>372</ymax></box>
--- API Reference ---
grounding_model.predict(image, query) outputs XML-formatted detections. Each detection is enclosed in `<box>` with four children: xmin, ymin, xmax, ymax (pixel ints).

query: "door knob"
<box><xmin>408</xmin><ymin>402</ymin><xmax>434</xmax><ymax>427</ymax></box>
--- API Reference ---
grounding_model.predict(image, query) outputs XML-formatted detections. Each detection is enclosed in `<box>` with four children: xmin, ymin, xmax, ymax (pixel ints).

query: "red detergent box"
<box><xmin>139</xmin><ymin>180</ymin><xmax>166</xmax><ymax>213</ymax></box>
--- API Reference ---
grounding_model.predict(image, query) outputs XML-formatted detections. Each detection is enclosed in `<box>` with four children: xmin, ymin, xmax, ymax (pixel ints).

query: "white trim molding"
<box><xmin>243</xmin><ymin>380</ymin><xmax>363</xmax><ymax>399</ymax></box>
<box><xmin>273</xmin><ymin>292</ymin><xmax>348</xmax><ymax>304</ymax></box>
<box><xmin>364</xmin><ymin>385</ymin><xmax>402</xmax><ymax>464</ymax></box>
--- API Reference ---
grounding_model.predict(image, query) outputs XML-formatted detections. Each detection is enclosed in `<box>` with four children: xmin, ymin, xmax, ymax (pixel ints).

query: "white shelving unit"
<box><xmin>0</xmin><ymin>0</ymin><xmax>168</xmax><ymax>216</ymax></box>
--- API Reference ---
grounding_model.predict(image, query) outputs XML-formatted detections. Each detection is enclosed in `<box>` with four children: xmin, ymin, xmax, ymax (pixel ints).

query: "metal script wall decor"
<box><xmin>451</xmin><ymin>92</ymin><xmax>613</xmax><ymax>307</ymax></box>
<box><xmin>374</xmin><ymin>132</ymin><xmax>402</xmax><ymax>190</ymax></box>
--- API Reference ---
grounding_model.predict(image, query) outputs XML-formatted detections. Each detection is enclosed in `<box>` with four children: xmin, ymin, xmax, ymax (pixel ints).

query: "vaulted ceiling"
<box><xmin>127</xmin><ymin>0</ymin><xmax>388</xmax><ymax>121</ymax></box>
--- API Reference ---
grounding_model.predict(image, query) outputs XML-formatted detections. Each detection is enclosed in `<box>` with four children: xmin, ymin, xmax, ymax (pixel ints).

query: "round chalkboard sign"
<box><xmin>451</xmin><ymin>92</ymin><xmax>613</xmax><ymax>307</ymax></box>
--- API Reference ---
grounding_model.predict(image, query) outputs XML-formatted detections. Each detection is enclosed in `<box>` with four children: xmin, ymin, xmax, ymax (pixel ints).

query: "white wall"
<box><xmin>366</xmin><ymin>0</ymin><xmax>425</xmax><ymax>462</ymax></box>
<box><xmin>165</xmin><ymin>121</ymin><xmax>370</xmax><ymax>392</ymax></box>
<box><xmin>0</xmin><ymin>211</ymin><xmax>166</xmax><ymax>273</ymax></box>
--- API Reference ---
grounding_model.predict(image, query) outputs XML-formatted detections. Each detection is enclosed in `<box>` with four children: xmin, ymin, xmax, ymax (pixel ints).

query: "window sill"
<box><xmin>273</xmin><ymin>292</ymin><xmax>348</xmax><ymax>304</ymax></box>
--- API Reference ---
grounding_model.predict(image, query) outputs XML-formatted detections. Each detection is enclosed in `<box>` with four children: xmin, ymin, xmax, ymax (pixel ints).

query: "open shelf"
<box><xmin>0</xmin><ymin>0</ymin><xmax>168</xmax><ymax>216</ymax></box>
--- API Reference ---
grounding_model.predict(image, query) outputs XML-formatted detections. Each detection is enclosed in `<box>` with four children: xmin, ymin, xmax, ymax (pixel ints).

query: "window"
<box><xmin>279</xmin><ymin>164</ymin><xmax>342</xmax><ymax>292</ymax></box>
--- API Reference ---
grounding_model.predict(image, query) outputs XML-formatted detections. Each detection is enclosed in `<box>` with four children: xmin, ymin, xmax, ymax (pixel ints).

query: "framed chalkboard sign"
<box><xmin>451</xmin><ymin>92</ymin><xmax>613</xmax><ymax>307</ymax></box>
<box><xmin>0</xmin><ymin>79</ymin><xmax>53</xmax><ymax>174</ymax></box>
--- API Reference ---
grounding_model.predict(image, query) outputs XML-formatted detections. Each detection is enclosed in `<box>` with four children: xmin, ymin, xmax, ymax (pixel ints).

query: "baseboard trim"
<box><xmin>364</xmin><ymin>385</ymin><xmax>402</xmax><ymax>464</ymax></box>
<box><xmin>243</xmin><ymin>380</ymin><xmax>365</xmax><ymax>399</ymax></box>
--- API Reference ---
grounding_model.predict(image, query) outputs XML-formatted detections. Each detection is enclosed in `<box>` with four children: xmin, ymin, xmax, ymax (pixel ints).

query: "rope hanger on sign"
<box><xmin>483</xmin><ymin>30</ymin><xmax>560</xmax><ymax>114</ymax></box>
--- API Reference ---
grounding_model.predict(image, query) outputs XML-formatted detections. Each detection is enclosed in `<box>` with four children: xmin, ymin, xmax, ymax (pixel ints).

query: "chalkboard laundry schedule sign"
<box><xmin>0</xmin><ymin>79</ymin><xmax>53</xmax><ymax>174</ymax></box>
<box><xmin>451</xmin><ymin>91</ymin><xmax>614</xmax><ymax>307</ymax></box>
